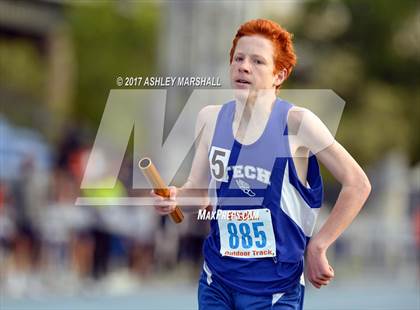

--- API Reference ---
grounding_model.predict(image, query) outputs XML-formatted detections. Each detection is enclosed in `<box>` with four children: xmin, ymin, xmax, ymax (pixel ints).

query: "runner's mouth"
<box><xmin>235</xmin><ymin>79</ymin><xmax>251</xmax><ymax>85</ymax></box>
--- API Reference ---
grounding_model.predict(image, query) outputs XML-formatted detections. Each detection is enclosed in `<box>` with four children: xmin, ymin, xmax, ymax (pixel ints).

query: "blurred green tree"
<box><xmin>286</xmin><ymin>0</ymin><xmax>419</xmax><ymax>166</ymax></box>
<box><xmin>67</xmin><ymin>2</ymin><xmax>159</xmax><ymax>128</ymax></box>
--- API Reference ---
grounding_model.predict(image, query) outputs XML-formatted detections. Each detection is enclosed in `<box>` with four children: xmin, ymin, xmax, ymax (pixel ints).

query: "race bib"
<box><xmin>209</xmin><ymin>146</ymin><xmax>230</xmax><ymax>182</ymax></box>
<box><xmin>218</xmin><ymin>208</ymin><xmax>276</xmax><ymax>258</ymax></box>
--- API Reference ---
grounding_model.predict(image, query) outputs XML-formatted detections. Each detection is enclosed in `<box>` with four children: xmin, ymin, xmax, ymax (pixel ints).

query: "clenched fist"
<box><xmin>151</xmin><ymin>186</ymin><xmax>177</xmax><ymax>215</ymax></box>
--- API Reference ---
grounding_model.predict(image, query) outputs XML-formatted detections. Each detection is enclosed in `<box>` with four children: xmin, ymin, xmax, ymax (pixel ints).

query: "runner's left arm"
<box><xmin>293</xmin><ymin>108</ymin><xmax>371</xmax><ymax>288</ymax></box>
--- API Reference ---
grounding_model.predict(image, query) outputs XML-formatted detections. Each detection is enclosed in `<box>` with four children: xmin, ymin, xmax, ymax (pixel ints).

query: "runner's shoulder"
<box><xmin>197</xmin><ymin>105</ymin><xmax>223</xmax><ymax>127</ymax></box>
<box><xmin>287</xmin><ymin>105</ymin><xmax>335</xmax><ymax>151</ymax></box>
<box><xmin>196</xmin><ymin>105</ymin><xmax>223</xmax><ymax>147</ymax></box>
<box><xmin>288</xmin><ymin>105</ymin><xmax>311</xmax><ymax>120</ymax></box>
<box><xmin>287</xmin><ymin>105</ymin><xmax>321</xmax><ymax>131</ymax></box>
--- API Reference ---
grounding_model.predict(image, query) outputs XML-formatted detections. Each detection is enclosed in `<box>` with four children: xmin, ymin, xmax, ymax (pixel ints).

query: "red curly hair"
<box><xmin>230</xmin><ymin>19</ymin><xmax>297</xmax><ymax>83</ymax></box>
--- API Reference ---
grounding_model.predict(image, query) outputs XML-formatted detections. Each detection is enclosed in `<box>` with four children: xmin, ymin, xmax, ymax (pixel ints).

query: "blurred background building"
<box><xmin>0</xmin><ymin>0</ymin><xmax>419</xmax><ymax>309</ymax></box>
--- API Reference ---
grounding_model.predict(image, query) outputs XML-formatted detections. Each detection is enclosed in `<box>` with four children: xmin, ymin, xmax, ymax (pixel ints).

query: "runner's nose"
<box><xmin>238</xmin><ymin>58</ymin><xmax>251</xmax><ymax>74</ymax></box>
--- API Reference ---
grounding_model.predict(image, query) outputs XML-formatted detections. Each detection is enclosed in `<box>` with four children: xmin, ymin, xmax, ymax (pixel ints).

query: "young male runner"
<box><xmin>152</xmin><ymin>19</ymin><xmax>371</xmax><ymax>309</ymax></box>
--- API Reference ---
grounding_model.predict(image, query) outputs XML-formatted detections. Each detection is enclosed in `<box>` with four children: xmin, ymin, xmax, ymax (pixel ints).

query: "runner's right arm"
<box><xmin>153</xmin><ymin>106</ymin><xmax>220</xmax><ymax>215</ymax></box>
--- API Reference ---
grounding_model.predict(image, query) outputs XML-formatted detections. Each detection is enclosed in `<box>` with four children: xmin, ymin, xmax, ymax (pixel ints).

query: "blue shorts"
<box><xmin>198</xmin><ymin>265</ymin><xmax>305</xmax><ymax>310</ymax></box>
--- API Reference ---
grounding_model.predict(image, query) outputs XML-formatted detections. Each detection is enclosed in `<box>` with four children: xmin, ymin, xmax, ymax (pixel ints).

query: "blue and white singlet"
<box><xmin>203</xmin><ymin>98</ymin><xmax>323</xmax><ymax>295</ymax></box>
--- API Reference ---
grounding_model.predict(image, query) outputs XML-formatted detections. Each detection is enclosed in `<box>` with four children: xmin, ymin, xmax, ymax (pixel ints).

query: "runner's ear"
<box><xmin>274</xmin><ymin>69</ymin><xmax>287</xmax><ymax>87</ymax></box>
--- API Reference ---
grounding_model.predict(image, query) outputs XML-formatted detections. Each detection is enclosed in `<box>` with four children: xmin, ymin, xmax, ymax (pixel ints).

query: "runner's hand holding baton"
<box><xmin>138</xmin><ymin>157</ymin><xmax>184</xmax><ymax>223</ymax></box>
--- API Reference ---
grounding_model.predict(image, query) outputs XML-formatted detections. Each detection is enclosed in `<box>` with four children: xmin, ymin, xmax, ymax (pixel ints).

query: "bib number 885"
<box><xmin>227</xmin><ymin>222</ymin><xmax>267</xmax><ymax>249</ymax></box>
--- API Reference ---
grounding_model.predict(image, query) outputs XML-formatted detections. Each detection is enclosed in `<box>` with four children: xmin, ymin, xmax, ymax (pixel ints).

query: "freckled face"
<box><xmin>230</xmin><ymin>35</ymin><xmax>282</xmax><ymax>93</ymax></box>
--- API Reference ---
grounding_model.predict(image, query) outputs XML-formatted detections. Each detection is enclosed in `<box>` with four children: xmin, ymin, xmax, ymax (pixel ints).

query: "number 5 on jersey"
<box><xmin>209</xmin><ymin>146</ymin><xmax>230</xmax><ymax>182</ymax></box>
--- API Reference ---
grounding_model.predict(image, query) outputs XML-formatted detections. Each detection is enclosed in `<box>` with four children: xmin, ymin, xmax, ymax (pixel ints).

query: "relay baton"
<box><xmin>138</xmin><ymin>157</ymin><xmax>184</xmax><ymax>224</ymax></box>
